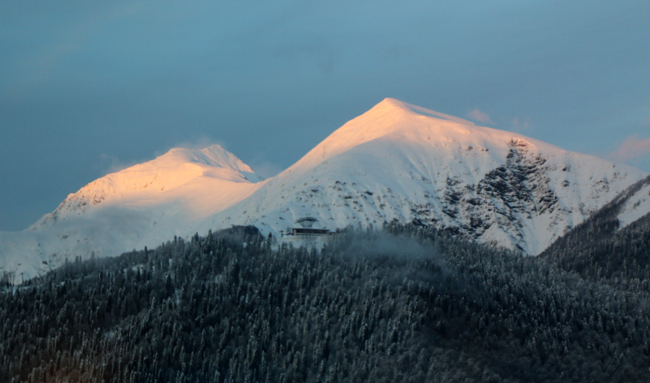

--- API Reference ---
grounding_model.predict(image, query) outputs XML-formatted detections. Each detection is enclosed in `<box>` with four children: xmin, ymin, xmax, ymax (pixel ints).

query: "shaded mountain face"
<box><xmin>1</xmin><ymin>99</ymin><xmax>648</xmax><ymax>279</ymax></box>
<box><xmin>614</xmin><ymin>175</ymin><xmax>650</xmax><ymax>228</ymax></box>
<box><xmin>200</xmin><ymin>99</ymin><xmax>647</xmax><ymax>255</ymax></box>
<box><xmin>541</xmin><ymin>175</ymin><xmax>650</xmax><ymax>291</ymax></box>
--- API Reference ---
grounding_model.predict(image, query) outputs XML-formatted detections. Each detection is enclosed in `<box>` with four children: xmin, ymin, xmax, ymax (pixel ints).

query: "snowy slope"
<box><xmin>0</xmin><ymin>145</ymin><xmax>264</xmax><ymax>280</ymax></box>
<box><xmin>198</xmin><ymin>98</ymin><xmax>648</xmax><ymax>254</ymax></box>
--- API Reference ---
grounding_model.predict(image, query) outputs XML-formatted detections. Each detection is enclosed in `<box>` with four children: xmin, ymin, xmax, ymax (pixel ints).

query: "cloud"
<box><xmin>100</xmin><ymin>135</ymin><xmax>226</xmax><ymax>176</ymax></box>
<box><xmin>607</xmin><ymin>135</ymin><xmax>650</xmax><ymax>163</ymax></box>
<box><xmin>250</xmin><ymin>161</ymin><xmax>283</xmax><ymax>179</ymax></box>
<box><xmin>99</xmin><ymin>154</ymin><xmax>139</xmax><ymax>175</ymax></box>
<box><xmin>248</xmin><ymin>156</ymin><xmax>284</xmax><ymax>179</ymax></box>
<box><xmin>510</xmin><ymin>116</ymin><xmax>532</xmax><ymax>131</ymax></box>
<box><xmin>467</xmin><ymin>110</ymin><xmax>533</xmax><ymax>132</ymax></box>
<box><xmin>170</xmin><ymin>136</ymin><xmax>228</xmax><ymax>152</ymax></box>
<box><xmin>467</xmin><ymin>109</ymin><xmax>493</xmax><ymax>124</ymax></box>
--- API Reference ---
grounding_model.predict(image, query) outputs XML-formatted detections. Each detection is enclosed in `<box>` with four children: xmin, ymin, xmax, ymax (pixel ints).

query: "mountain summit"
<box><xmin>1</xmin><ymin>99</ymin><xmax>648</xmax><ymax>279</ymax></box>
<box><xmin>199</xmin><ymin>98</ymin><xmax>648</xmax><ymax>254</ymax></box>
<box><xmin>32</xmin><ymin>144</ymin><xmax>262</xmax><ymax>229</ymax></box>
<box><xmin>291</xmin><ymin>98</ymin><xmax>477</xmax><ymax>169</ymax></box>
<box><xmin>0</xmin><ymin>144</ymin><xmax>264</xmax><ymax>279</ymax></box>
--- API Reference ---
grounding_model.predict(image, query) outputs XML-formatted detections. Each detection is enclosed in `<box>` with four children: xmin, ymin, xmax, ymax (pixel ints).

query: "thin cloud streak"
<box><xmin>607</xmin><ymin>135</ymin><xmax>650</xmax><ymax>163</ymax></box>
<box><xmin>510</xmin><ymin>117</ymin><xmax>532</xmax><ymax>131</ymax></box>
<box><xmin>99</xmin><ymin>154</ymin><xmax>140</xmax><ymax>176</ymax></box>
<box><xmin>467</xmin><ymin>109</ymin><xmax>493</xmax><ymax>124</ymax></box>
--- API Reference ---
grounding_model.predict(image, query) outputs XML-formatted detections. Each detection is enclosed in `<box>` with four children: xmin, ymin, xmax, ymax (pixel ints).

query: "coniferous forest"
<box><xmin>1</xmin><ymin>223</ymin><xmax>650</xmax><ymax>382</ymax></box>
<box><xmin>542</xmin><ymin>176</ymin><xmax>650</xmax><ymax>293</ymax></box>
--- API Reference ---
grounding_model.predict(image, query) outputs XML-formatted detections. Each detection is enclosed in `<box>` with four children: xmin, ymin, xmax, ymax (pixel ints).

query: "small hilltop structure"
<box><xmin>279</xmin><ymin>217</ymin><xmax>332</xmax><ymax>247</ymax></box>
<box><xmin>290</xmin><ymin>217</ymin><xmax>330</xmax><ymax>236</ymax></box>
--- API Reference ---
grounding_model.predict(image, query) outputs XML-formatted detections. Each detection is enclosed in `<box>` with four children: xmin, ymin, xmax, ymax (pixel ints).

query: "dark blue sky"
<box><xmin>1</xmin><ymin>1</ymin><xmax>649</xmax><ymax>231</ymax></box>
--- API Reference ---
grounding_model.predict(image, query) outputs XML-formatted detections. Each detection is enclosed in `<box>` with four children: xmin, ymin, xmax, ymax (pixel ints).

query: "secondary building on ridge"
<box><xmin>290</xmin><ymin>217</ymin><xmax>331</xmax><ymax>236</ymax></box>
<box><xmin>279</xmin><ymin>217</ymin><xmax>331</xmax><ymax>247</ymax></box>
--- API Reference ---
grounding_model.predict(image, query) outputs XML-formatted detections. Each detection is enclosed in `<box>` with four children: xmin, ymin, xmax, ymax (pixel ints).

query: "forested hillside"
<box><xmin>542</xmin><ymin>176</ymin><xmax>650</xmax><ymax>292</ymax></box>
<box><xmin>1</xmin><ymin>225</ymin><xmax>650</xmax><ymax>382</ymax></box>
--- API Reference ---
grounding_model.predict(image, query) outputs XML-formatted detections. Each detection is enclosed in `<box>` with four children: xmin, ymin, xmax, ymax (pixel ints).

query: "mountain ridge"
<box><xmin>31</xmin><ymin>144</ymin><xmax>263</xmax><ymax>228</ymax></box>
<box><xmin>1</xmin><ymin>99</ymin><xmax>648</xmax><ymax>279</ymax></box>
<box><xmin>540</xmin><ymin>174</ymin><xmax>650</xmax><ymax>292</ymax></box>
<box><xmin>0</xmin><ymin>144</ymin><xmax>265</xmax><ymax>279</ymax></box>
<box><xmin>198</xmin><ymin>99</ymin><xmax>647</xmax><ymax>255</ymax></box>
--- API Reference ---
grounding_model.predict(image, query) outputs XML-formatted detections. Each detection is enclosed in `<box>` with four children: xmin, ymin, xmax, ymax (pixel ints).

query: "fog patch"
<box><xmin>342</xmin><ymin>231</ymin><xmax>437</xmax><ymax>261</ymax></box>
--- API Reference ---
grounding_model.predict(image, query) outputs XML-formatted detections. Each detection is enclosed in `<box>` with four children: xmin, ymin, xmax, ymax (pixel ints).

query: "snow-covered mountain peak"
<box><xmin>30</xmin><ymin>144</ymin><xmax>263</xmax><ymax>229</ymax></box>
<box><xmin>0</xmin><ymin>143</ymin><xmax>266</xmax><ymax>280</ymax></box>
<box><xmin>284</xmin><ymin>98</ymin><xmax>476</xmax><ymax>175</ymax></box>
<box><xmin>372</xmin><ymin>97</ymin><xmax>476</xmax><ymax>125</ymax></box>
<box><xmin>202</xmin><ymin>99</ymin><xmax>648</xmax><ymax>255</ymax></box>
<box><xmin>282</xmin><ymin>98</ymin><xmax>549</xmax><ymax>182</ymax></box>
<box><xmin>161</xmin><ymin>144</ymin><xmax>256</xmax><ymax>174</ymax></box>
<box><xmin>306</xmin><ymin>98</ymin><xmax>476</xmax><ymax>157</ymax></box>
